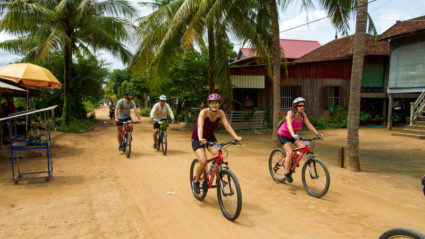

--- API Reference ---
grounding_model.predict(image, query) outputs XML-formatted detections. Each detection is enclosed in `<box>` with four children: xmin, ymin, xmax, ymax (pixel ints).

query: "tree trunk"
<box><xmin>62</xmin><ymin>40</ymin><xmax>72</xmax><ymax>125</ymax></box>
<box><xmin>346</xmin><ymin>0</ymin><xmax>368</xmax><ymax>172</ymax></box>
<box><xmin>268</xmin><ymin>0</ymin><xmax>281</xmax><ymax>148</ymax></box>
<box><xmin>207</xmin><ymin>22</ymin><xmax>215</xmax><ymax>94</ymax></box>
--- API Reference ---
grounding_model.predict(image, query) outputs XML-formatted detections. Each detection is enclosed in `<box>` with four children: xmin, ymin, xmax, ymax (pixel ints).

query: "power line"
<box><xmin>279</xmin><ymin>16</ymin><xmax>328</xmax><ymax>33</ymax></box>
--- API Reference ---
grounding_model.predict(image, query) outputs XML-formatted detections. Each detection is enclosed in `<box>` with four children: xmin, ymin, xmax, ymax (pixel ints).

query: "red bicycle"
<box><xmin>268</xmin><ymin>136</ymin><xmax>330</xmax><ymax>198</ymax></box>
<box><xmin>120</xmin><ymin>120</ymin><xmax>139</xmax><ymax>158</ymax></box>
<box><xmin>190</xmin><ymin>140</ymin><xmax>242</xmax><ymax>221</ymax></box>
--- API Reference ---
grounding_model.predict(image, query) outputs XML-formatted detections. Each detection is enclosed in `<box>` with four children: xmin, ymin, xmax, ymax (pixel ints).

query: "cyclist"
<box><xmin>278</xmin><ymin>97</ymin><xmax>322</xmax><ymax>183</ymax></box>
<box><xmin>191</xmin><ymin>93</ymin><xmax>242</xmax><ymax>194</ymax></box>
<box><xmin>150</xmin><ymin>95</ymin><xmax>175</xmax><ymax>148</ymax></box>
<box><xmin>115</xmin><ymin>91</ymin><xmax>142</xmax><ymax>150</ymax></box>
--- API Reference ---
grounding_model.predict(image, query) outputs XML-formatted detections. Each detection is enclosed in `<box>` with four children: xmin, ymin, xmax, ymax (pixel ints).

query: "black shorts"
<box><xmin>116</xmin><ymin>117</ymin><xmax>132</xmax><ymax>126</ymax></box>
<box><xmin>191</xmin><ymin>137</ymin><xmax>217</xmax><ymax>151</ymax></box>
<box><xmin>153</xmin><ymin>119</ymin><xmax>166</xmax><ymax>129</ymax></box>
<box><xmin>278</xmin><ymin>135</ymin><xmax>295</xmax><ymax>145</ymax></box>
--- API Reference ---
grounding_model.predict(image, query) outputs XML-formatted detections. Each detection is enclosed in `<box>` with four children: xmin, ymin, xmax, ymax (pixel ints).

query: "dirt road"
<box><xmin>0</xmin><ymin>107</ymin><xmax>424</xmax><ymax>238</ymax></box>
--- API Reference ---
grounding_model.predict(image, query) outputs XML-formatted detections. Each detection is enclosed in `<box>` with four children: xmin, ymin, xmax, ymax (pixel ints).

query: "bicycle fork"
<box><xmin>218</xmin><ymin>162</ymin><xmax>235</xmax><ymax>197</ymax></box>
<box><xmin>306</xmin><ymin>159</ymin><xmax>319</xmax><ymax>179</ymax></box>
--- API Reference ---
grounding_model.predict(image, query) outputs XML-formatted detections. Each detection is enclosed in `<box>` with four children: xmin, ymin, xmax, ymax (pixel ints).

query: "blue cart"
<box><xmin>0</xmin><ymin>105</ymin><xmax>57</xmax><ymax>184</ymax></box>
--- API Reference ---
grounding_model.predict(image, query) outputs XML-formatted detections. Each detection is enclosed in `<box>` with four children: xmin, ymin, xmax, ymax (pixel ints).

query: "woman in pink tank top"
<box><xmin>191</xmin><ymin>93</ymin><xmax>242</xmax><ymax>195</ymax></box>
<box><xmin>277</xmin><ymin>97</ymin><xmax>322</xmax><ymax>183</ymax></box>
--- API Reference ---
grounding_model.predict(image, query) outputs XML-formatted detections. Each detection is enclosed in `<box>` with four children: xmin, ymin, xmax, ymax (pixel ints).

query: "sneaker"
<box><xmin>118</xmin><ymin>145</ymin><xmax>123</xmax><ymax>151</ymax></box>
<box><xmin>284</xmin><ymin>173</ymin><xmax>293</xmax><ymax>183</ymax></box>
<box><xmin>192</xmin><ymin>180</ymin><xmax>200</xmax><ymax>194</ymax></box>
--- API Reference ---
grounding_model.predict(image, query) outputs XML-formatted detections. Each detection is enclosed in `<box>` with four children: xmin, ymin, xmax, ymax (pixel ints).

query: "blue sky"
<box><xmin>0</xmin><ymin>0</ymin><xmax>424</xmax><ymax>70</ymax></box>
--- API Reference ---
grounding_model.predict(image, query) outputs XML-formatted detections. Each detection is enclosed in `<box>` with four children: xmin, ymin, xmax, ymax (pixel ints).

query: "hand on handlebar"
<box><xmin>292</xmin><ymin>134</ymin><xmax>299</xmax><ymax>140</ymax></box>
<box><xmin>316</xmin><ymin>133</ymin><xmax>324</xmax><ymax>139</ymax></box>
<box><xmin>199</xmin><ymin>138</ymin><xmax>207</xmax><ymax>145</ymax></box>
<box><xmin>234</xmin><ymin>136</ymin><xmax>242</xmax><ymax>143</ymax></box>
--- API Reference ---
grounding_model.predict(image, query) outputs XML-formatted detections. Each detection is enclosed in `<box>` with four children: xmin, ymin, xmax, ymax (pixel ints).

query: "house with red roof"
<box><xmin>230</xmin><ymin>36</ymin><xmax>390</xmax><ymax>119</ymax></box>
<box><xmin>379</xmin><ymin>15</ymin><xmax>425</xmax><ymax>134</ymax></box>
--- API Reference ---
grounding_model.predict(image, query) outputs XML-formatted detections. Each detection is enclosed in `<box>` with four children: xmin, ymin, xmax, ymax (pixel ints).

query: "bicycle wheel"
<box><xmin>161</xmin><ymin>131</ymin><xmax>167</xmax><ymax>155</ymax></box>
<box><xmin>156</xmin><ymin>131</ymin><xmax>161</xmax><ymax>151</ymax></box>
<box><xmin>190</xmin><ymin>159</ymin><xmax>208</xmax><ymax>201</ymax></box>
<box><xmin>268</xmin><ymin>148</ymin><xmax>286</xmax><ymax>183</ymax></box>
<box><xmin>125</xmin><ymin>132</ymin><xmax>132</xmax><ymax>158</ymax></box>
<box><xmin>301</xmin><ymin>157</ymin><xmax>330</xmax><ymax>198</ymax></box>
<box><xmin>379</xmin><ymin>227</ymin><xmax>425</xmax><ymax>239</ymax></box>
<box><xmin>122</xmin><ymin>132</ymin><xmax>127</xmax><ymax>152</ymax></box>
<box><xmin>217</xmin><ymin>169</ymin><xmax>242</xmax><ymax>221</ymax></box>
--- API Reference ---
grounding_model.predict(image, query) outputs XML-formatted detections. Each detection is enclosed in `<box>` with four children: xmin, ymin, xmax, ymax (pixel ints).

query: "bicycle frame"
<box><xmin>281</xmin><ymin>144</ymin><xmax>312</xmax><ymax>173</ymax></box>
<box><xmin>120</xmin><ymin>122</ymin><xmax>132</xmax><ymax>139</ymax></box>
<box><xmin>204</xmin><ymin>151</ymin><xmax>224</xmax><ymax>189</ymax></box>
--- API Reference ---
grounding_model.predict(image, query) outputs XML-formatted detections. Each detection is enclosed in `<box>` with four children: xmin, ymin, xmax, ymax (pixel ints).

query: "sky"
<box><xmin>0</xmin><ymin>0</ymin><xmax>424</xmax><ymax>70</ymax></box>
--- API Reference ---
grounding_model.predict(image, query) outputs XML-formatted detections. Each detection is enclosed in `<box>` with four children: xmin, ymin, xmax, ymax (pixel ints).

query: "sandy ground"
<box><xmin>0</xmin><ymin>107</ymin><xmax>424</xmax><ymax>239</ymax></box>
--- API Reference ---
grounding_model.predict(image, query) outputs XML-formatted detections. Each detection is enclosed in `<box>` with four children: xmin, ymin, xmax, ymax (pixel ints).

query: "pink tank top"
<box><xmin>278</xmin><ymin>112</ymin><xmax>303</xmax><ymax>138</ymax></box>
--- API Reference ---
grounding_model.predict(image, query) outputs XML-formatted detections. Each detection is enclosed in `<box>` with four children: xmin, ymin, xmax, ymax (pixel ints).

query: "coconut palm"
<box><xmin>0</xmin><ymin>0</ymin><xmax>136</xmax><ymax>124</ymax></box>
<box><xmin>346</xmin><ymin>0</ymin><xmax>368</xmax><ymax>171</ymax></box>
<box><xmin>132</xmin><ymin>0</ymin><xmax>270</xmax><ymax>101</ymax></box>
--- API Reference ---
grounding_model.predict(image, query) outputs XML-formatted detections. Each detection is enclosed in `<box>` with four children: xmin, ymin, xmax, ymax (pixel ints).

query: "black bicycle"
<box><xmin>379</xmin><ymin>228</ymin><xmax>425</xmax><ymax>239</ymax></box>
<box><xmin>121</xmin><ymin>121</ymin><xmax>139</xmax><ymax>158</ymax></box>
<box><xmin>154</xmin><ymin>119</ymin><xmax>169</xmax><ymax>155</ymax></box>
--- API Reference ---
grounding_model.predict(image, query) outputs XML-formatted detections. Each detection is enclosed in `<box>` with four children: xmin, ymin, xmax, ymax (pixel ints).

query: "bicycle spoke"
<box><xmin>302</xmin><ymin>158</ymin><xmax>330</xmax><ymax>198</ymax></box>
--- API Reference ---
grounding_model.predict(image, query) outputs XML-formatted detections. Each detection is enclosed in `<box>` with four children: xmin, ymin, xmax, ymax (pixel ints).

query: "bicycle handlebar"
<box><xmin>299</xmin><ymin>136</ymin><xmax>322</xmax><ymax>141</ymax></box>
<box><xmin>206</xmin><ymin>139</ymin><xmax>240</xmax><ymax>147</ymax></box>
<box><xmin>122</xmin><ymin>121</ymin><xmax>140</xmax><ymax>125</ymax></box>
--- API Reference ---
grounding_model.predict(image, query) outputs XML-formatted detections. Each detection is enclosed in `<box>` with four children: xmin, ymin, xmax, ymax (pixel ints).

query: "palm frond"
<box><xmin>96</xmin><ymin>0</ymin><xmax>137</xmax><ymax>19</ymax></box>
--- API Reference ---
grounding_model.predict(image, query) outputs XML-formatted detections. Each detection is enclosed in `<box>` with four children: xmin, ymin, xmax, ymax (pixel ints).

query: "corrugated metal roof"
<box><xmin>231</xmin><ymin>75</ymin><xmax>265</xmax><ymax>89</ymax></box>
<box><xmin>387</xmin><ymin>87</ymin><xmax>425</xmax><ymax>94</ymax></box>
<box><xmin>379</xmin><ymin>15</ymin><xmax>425</xmax><ymax>41</ymax></box>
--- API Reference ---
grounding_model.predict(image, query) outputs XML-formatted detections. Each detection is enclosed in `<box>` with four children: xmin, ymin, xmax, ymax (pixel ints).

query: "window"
<box><xmin>329</xmin><ymin>86</ymin><xmax>340</xmax><ymax>108</ymax></box>
<box><xmin>281</xmin><ymin>86</ymin><xmax>293</xmax><ymax>109</ymax></box>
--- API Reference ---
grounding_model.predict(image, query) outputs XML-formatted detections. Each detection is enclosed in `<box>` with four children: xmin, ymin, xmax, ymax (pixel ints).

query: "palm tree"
<box><xmin>346</xmin><ymin>0</ymin><xmax>368</xmax><ymax>171</ymax></box>
<box><xmin>0</xmin><ymin>0</ymin><xmax>136</xmax><ymax>124</ymax></box>
<box><xmin>132</xmin><ymin>0</ymin><xmax>270</xmax><ymax>101</ymax></box>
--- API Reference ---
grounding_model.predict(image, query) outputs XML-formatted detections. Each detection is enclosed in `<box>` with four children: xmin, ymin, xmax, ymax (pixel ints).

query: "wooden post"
<box><xmin>338</xmin><ymin>146</ymin><xmax>345</xmax><ymax>168</ymax></box>
<box><xmin>387</xmin><ymin>93</ymin><xmax>393</xmax><ymax>130</ymax></box>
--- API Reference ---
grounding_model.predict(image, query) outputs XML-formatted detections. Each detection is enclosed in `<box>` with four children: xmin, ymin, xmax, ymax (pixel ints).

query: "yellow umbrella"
<box><xmin>0</xmin><ymin>63</ymin><xmax>62</xmax><ymax>89</ymax></box>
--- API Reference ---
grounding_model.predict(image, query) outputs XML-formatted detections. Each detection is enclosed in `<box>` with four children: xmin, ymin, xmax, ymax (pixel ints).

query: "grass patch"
<box><xmin>56</xmin><ymin>117</ymin><xmax>95</xmax><ymax>133</ymax></box>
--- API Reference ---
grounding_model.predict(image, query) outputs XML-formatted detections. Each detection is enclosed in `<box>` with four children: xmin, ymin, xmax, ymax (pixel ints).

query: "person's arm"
<box><xmin>115</xmin><ymin>100</ymin><xmax>120</xmax><ymax>122</ymax></box>
<box><xmin>131</xmin><ymin>101</ymin><xmax>141</xmax><ymax>122</ymax></box>
<box><xmin>286</xmin><ymin>111</ymin><xmax>295</xmax><ymax>137</ymax></box>
<box><xmin>219</xmin><ymin>110</ymin><xmax>242</xmax><ymax>142</ymax></box>
<box><xmin>150</xmin><ymin>103</ymin><xmax>157</xmax><ymax>121</ymax></box>
<box><xmin>166</xmin><ymin>103</ymin><xmax>175</xmax><ymax>121</ymax></box>
<box><xmin>197</xmin><ymin>109</ymin><xmax>206</xmax><ymax>144</ymax></box>
<box><xmin>303</xmin><ymin>112</ymin><xmax>320</xmax><ymax>136</ymax></box>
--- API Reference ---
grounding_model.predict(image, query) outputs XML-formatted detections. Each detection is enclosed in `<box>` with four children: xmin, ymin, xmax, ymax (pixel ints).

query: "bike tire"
<box><xmin>268</xmin><ymin>148</ymin><xmax>286</xmax><ymax>183</ymax></box>
<box><xmin>122</xmin><ymin>132</ymin><xmax>127</xmax><ymax>152</ymax></box>
<box><xmin>217</xmin><ymin>169</ymin><xmax>242</xmax><ymax>221</ymax></box>
<box><xmin>156</xmin><ymin>131</ymin><xmax>161</xmax><ymax>151</ymax></box>
<box><xmin>378</xmin><ymin>227</ymin><xmax>425</xmax><ymax>239</ymax></box>
<box><xmin>189</xmin><ymin>159</ymin><xmax>208</xmax><ymax>201</ymax></box>
<box><xmin>161</xmin><ymin>131</ymin><xmax>167</xmax><ymax>155</ymax></box>
<box><xmin>301</xmin><ymin>157</ymin><xmax>330</xmax><ymax>198</ymax></box>
<box><xmin>125</xmin><ymin>132</ymin><xmax>132</xmax><ymax>158</ymax></box>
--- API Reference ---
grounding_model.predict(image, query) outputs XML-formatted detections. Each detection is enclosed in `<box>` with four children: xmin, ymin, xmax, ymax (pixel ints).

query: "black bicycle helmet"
<box><xmin>124</xmin><ymin>91</ymin><xmax>133</xmax><ymax>96</ymax></box>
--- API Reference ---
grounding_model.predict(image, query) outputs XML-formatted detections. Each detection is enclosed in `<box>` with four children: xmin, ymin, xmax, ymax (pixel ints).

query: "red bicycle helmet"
<box><xmin>207</xmin><ymin>93</ymin><xmax>222</xmax><ymax>102</ymax></box>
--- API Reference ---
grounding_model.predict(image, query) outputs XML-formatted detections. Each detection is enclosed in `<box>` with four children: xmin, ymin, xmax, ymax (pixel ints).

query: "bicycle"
<box><xmin>120</xmin><ymin>120</ymin><xmax>140</xmax><ymax>158</ymax></box>
<box><xmin>154</xmin><ymin>118</ymin><xmax>169</xmax><ymax>155</ymax></box>
<box><xmin>268</xmin><ymin>136</ymin><xmax>330</xmax><ymax>198</ymax></box>
<box><xmin>378</xmin><ymin>227</ymin><xmax>425</xmax><ymax>239</ymax></box>
<box><xmin>190</xmin><ymin>140</ymin><xmax>242</xmax><ymax>221</ymax></box>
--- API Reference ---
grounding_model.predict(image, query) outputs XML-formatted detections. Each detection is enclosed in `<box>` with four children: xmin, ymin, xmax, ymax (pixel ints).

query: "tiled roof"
<box><xmin>295</xmin><ymin>35</ymin><xmax>390</xmax><ymax>63</ymax></box>
<box><xmin>232</xmin><ymin>39</ymin><xmax>321</xmax><ymax>64</ymax></box>
<box><xmin>379</xmin><ymin>15</ymin><xmax>425</xmax><ymax>41</ymax></box>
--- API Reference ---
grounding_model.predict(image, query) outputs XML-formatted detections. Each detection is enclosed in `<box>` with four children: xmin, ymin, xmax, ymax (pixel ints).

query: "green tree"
<box><xmin>0</xmin><ymin>0</ymin><xmax>136</xmax><ymax>124</ymax></box>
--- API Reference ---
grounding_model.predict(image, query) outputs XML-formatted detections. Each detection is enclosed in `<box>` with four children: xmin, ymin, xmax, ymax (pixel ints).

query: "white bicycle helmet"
<box><xmin>159</xmin><ymin>95</ymin><xmax>167</xmax><ymax>101</ymax></box>
<box><xmin>292</xmin><ymin>97</ymin><xmax>306</xmax><ymax>105</ymax></box>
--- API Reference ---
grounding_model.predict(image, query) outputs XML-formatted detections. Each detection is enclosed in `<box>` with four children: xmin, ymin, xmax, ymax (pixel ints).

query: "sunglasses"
<box><xmin>297</xmin><ymin>104</ymin><xmax>305</xmax><ymax>107</ymax></box>
<box><xmin>209</xmin><ymin>102</ymin><xmax>220</xmax><ymax>106</ymax></box>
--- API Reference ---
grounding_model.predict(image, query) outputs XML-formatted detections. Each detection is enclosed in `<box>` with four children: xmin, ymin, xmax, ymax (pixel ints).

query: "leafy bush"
<box><xmin>309</xmin><ymin>117</ymin><xmax>347</xmax><ymax>130</ymax></box>
<box><xmin>56</xmin><ymin>118</ymin><xmax>95</xmax><ymax>133</ymax></box>
<box><xmin>360</xmin><ymin>111</ymin><xmax>372</xmax><ymax>123</ymax></box>
<box><xmin>140</xmin><ymin>108</ymin><xmax>150</xmax><ymax>117</ymax></box>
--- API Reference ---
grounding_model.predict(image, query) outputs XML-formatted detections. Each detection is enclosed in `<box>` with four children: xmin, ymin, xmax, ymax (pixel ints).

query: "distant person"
<box><xmin>115</xmin><ymin>91</ymin><xmax>141</xmax><ymax>150</ymax></box>
<box><xmin>150</xmin><ymin>95</ymin><xmax>175</xmax><ymax>148</ymax></box>
<box><xmin>1</xmin><ymin>96</ymin><xmax>16</xmax><ymax>117</ymax></box>
<box><xmin>422</xmin><ymin>175</ymin><xmax>425</xmax><ymax>196</ymax></box>
<box><xmin>190</xmin><ymin>93</ymin><xmax>242</xmax><ymax>195</ymax></box>
<box><xmin>277</xmin><ymin>97</ymin><xmax>322</xmax><ymax>183</ymax></box>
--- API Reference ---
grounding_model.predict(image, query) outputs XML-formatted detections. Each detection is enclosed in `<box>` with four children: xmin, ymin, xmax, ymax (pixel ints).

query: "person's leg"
<box><xmin>153</xmin><ymin>128</ymin><xmax>159</xmax><ymax>147</ymax></box>
<box><xmin>194</xmin><ymin>148</ymin><xmax>208</xmax><ymax>181</ymax></box>
<box><xmin>283</xmin><ymin>143</ymin><xmax>293</xmax><ymax>174</ymax></box>
<box><xmin>117</xmin><ymin>125</ymin><xmax>123</xmax><ymax>145</ymax></box>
